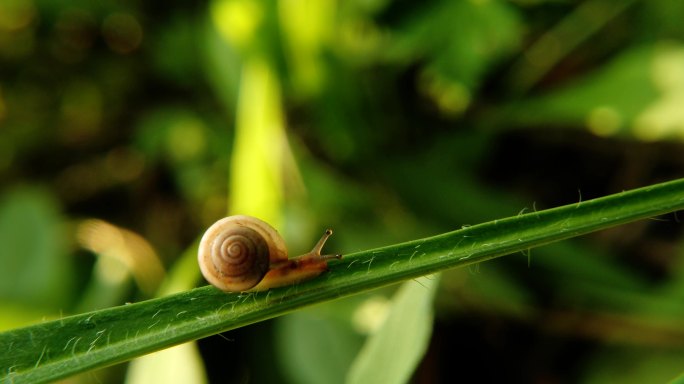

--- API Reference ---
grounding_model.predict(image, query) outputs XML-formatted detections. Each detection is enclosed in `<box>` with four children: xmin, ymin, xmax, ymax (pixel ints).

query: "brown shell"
<box><xmin>198</xmin><ymin>215</ymin><xmax>288</xmax><ymax>291</ymax></box>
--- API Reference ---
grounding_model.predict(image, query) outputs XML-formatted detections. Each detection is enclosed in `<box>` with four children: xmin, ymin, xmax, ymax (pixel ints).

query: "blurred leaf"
<box><xmin>1</xmin><ymin>178</ymin><xmax>682</xmax><ymax>383</ymax></box>
<box><xmin>506</xmin><ymin>42</ymin><xmax>684</xmax><ymax>141</ymax></box>
<box><xmin>157</xmin><ymin>240</ymin><xmax>203</xmax><ymax>296</ymax></box>
<box><xmin>671</xmin><ymin>371</ymin><xmax>684</xmax><ymax>384</ymax></box>
<box><xmin>506</xmin><ymin>44</ymin><xmax>656</xmax><ymax>128</ymax></box>
<box><xmin>204</xmin><ymin>0</ymin><xmax>278</xmax><ymax>109</ymax></box>
<box><xmin>346</xmin><ymin>276</ymin><xmax>439</xmax><ymax>384</ymax></box>
<box><xmin>125</xmin><ymin>343</ymin><xmax>207</xmax><ymax>384</ymax></box>
<box><xmin>276</xmin><ymin>304</ymin><xmax>364</xmax><ymax>384</ymax></box>
<box><xmin>507</xmin><ymin>0</ymin><xmax>637</xmax><ymax>93</ymax></box>
<box><xmin>75</xmin><ymin>219</ymin><xmax>166</xmax><ymax>312</ymax></box>
<box><xmin>0</xmin><ymin>187</ymin><xmax>73</xmax><ymax>312</ymax></box>
<box><xmin>278</xmin><ymin>0</ymin><xmax>334</xmax><ymax>98</ymax></box>
<box><xmin>202</xmin><ymin>19</ymin><xmax>243</xmax><ymax>108</ymax></box>
<box><xmin>389</xmin><ymin>0</ymin><xmax>521</xmax><ymax>90</ymax></box>
<box><xmin>640</xmin><ymin>1</ymin><xmax>684</xmax><ymax>39</ymax></box>
<box><xmin>229</xmin><ymin>57</ymin><xmax>287</xmax><ymax>224</ymax></box>
<box><xmin>124</xmin><ymin>241</ymin><xmax>205</xmax><ymax>384</ymax></box>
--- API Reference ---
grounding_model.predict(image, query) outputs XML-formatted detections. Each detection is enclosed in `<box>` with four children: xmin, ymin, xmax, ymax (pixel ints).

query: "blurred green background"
<box><xmin>2</xmin><ymin>0</ymin><xmax>684</xmax><ymax>382</ymax></box>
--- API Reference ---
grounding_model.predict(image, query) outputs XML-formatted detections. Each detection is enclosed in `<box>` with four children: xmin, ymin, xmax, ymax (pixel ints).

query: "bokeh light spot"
<box><xmin>587</xmin><ymin>106</ymin><xmax>622</xmax><ymax>137</ymax></box>
<box><xmin>352</xmin><ymin>295</ymin><xmax>390</xmax><ymax>335</ymax></box>
<box><xmin>633</xmin><ymin>92</ymin><xmax>684</xmax><ymax>142</ymax></box>
<box><xmin>211</xmin><ymin>0</ymin><xmax>263</xmax><ymax>48</ymax></box>
<box><xmin>419</xmin><ymin>71</ymin><xmax>471</xmax><ymax>116</ymax></box>
<box><xmin>166</xmin><ymin>118</ymin><xmax>207</xmax><ymax>163</ymax></box>
<box><xmin>652</xmin><ymin>43</ymin><xmax>684</xmax><ymax>92</ymax></box>
<box><xmin>633</xmin><ymin>44</ymin><xmax>684</xmax><ymax>141</ymax></box>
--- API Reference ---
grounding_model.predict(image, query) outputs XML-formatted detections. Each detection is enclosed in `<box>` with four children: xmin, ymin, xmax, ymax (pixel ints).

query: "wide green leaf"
<box><xmin>1</xmin><ymin>178</ymin><xmax>683</xmax><ymax>384</ymax></box>
<box><xmin>0</xmin><ymin>187</ymin><xmax>73</xmax><ymax>312</ymax></box>
<box><xmin>346</xmin><ymin>275</ymin><xmax>440</xmax><ymax>384</ymax></box>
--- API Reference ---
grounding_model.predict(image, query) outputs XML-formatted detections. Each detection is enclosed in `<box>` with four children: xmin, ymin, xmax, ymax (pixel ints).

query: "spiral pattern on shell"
<box><xmin>212</xmin><ymin>226</ymin><xmax>269</xmax><ymax>278</ymax></box>
<box><xmin>198</xmin><ymin>215</ymin><xmax>288</xmax><ymax>291</ymax></box>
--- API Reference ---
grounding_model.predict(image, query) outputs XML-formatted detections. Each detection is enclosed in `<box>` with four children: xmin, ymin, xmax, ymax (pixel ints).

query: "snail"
<box><xmin>198</xmin><ymin>215</ymin><xmax>341</xmax><ymax>292</ymax></box>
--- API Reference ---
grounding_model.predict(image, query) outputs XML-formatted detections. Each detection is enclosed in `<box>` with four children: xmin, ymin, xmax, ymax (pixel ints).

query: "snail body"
<box><xmin>198</xmin><ymin>215</ymin><xmax>340</xmax><ymax>292</ymax></box>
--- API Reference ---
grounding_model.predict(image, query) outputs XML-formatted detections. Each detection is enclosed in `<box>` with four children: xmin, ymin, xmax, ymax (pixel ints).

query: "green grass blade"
<box><xmin>1</xmin><ymin>178</ymin><xmax>683</xmax><ymax>383</ymax></box>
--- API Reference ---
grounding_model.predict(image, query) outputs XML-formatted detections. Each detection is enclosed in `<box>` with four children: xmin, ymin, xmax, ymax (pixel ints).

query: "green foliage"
<box><xmin>2</xmin><ymin>0</ymin><xmax>684</xmax><ymax>382</ymax></box>
<box><xmin>346</xmin><ymin>276</ymin><xmax>440</xmax><ymax>384</ymax></box>
<box><xmin>0</xmin><ymin>187</ymin><xmax>74</xmax><ymax>314</ymax></box>
<box><xmin>1</xmin><ymin>179</ymin><xmax>683</xmax><ymax>383</ymax></box>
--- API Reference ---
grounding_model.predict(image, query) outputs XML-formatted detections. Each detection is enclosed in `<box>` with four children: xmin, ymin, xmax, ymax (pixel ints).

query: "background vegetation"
<box><xmin>1</xmin><ymin>0</ymin><xmax>684</xmax><ymax>382</ymax></box>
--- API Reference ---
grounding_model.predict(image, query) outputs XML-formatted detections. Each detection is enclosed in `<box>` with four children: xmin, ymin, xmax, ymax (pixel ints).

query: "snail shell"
<box><xmin>198</xmin><ymin>215</ymin><xmax>340</xmax><ymax>292</ymax></box>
